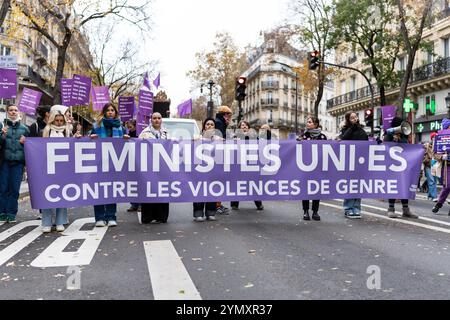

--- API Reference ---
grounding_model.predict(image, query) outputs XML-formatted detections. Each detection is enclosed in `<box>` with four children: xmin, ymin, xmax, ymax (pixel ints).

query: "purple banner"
<box><xmin>136</xmin><ymin>111</ymin><xmax>150</xmax><ymax>135</ymax></box>
<box><xmin>178</xmin><ymin>99</ymin><xmax>192</xmax><ymax>117</ymax></box>
<box><xmin>91</xmin><ymin>86</ymin><xmax>110</xmax><ymax>111</ymax></box>
<box><xmin>25</xmin><ymin>139</ymin><xmax>424</xmax><ymax>209</ymax></box>
<box><xmin>138</xmin><ymin>90</ymin><xmax>153</xmax><ymax>116</ymax></box>
<box><xmin>61</xmin><ymin>78</ymin><xmax>74</xmax><ymax>107</ymax></box>
<box><xmin>0</xmin><ymin>68</ymin><xmax>17</xmax><ymax>99</ymax></box>
<box><xmin>382</xmin><ymin>105</ymin><xmax>397</xmax><ymax>129</ymax></box>
<box><xmin>119</xmin><ymin>96</ymin><xmax>135</xmax><ymax>122</ymax></box>
<box><xmin>434</xmin><ymin>133</ymin><xmax>450</xmax><ymax>153</ymax></box>
<box><xmin>18</xmin><ymin>87</ymin><xmax>42</xmax><ymax>115</ymax></box>
<box><xmin>71</xmin><ymin>74</ymin><xmax>92</xmax><ymax>106</ymax></box>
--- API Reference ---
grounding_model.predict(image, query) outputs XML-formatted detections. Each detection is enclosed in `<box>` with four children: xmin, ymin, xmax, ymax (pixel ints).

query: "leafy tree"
<box><xmin>0</xmin><ymin>0</ymin><xmax>10</xmax><ymax>28</ymax></box>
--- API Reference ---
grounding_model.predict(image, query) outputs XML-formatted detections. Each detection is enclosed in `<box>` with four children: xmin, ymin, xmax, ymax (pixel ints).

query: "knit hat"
<box><xmin>430</xmin><ymin>132</ymin><xmax>438</xmax><ymax>140</ymax></box>
<box><xmin>442</xmin><ymin>118</ymin><xmax>450</xmax><ymax>130</ymax></box>
<box><xmin>51</xmin><ymin>104</ymin><xmax>69</xmax><ymax>115</ymax></box>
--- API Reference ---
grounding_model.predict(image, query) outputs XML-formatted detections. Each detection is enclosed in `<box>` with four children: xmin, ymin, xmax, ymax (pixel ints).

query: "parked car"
<box><xmin>162</xmin><ymin>118</ymin><xmax>200</xmax><ymax>140</ymax></box>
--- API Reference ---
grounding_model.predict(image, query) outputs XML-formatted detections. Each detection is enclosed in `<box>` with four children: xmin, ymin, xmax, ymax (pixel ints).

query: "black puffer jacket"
<box><xmin>339</xmin><ymin>124</ymin><xmax>368</xmax><ymax>141</ymax></box>
<box><xmin>214</xmin><ymin>113</ymin><xmax>228</xmax><ymax>139</ymax></box>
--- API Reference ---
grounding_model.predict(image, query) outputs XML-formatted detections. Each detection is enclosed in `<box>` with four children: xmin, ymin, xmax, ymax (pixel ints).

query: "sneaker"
<box><xmin>402</xmin><ymin>207</ymin><xmax>418</xmax><ymax>219</ymax></box>
<box><xmin>387</xmin><ymin>207</ymin><xmax>401</xmax><ymax>218</ymax></box>
<box><xmin>107</xmin><ymin>220</ymin><xmax>117</xmax><ymax>227</ymax></box>
<box><xmin>42</xmin><ymin>226</ymin><xmax>52</xmax><ymax>233</ymax></box>
<box><xmin>95</xmin><ymin>220</ymin><xmax>106</xmax><ymax>227</ymax></box>
<box><xmin>345</xmin><ymin>212</ymin><xmax>361</xmax><ymax>219</ymax></box>
<box><xmin>56</xmin><ymin>225</ymin><xmax>65</xmax><ymax>232</ymax></box>
<box><xmin>433</xmin><ymin>198</ymin><xmax>438</xmax><ymax>202</ymax></box>
<box><xmin>217</xmin><ymin>206</ymin><xmax>230</xmax><ymax>215</ymax></box>
<box><xmin>0</xmin><ymin>215</ymin><xmax>7</xmax><ymax>226</ymax></box>
<box><xmin>206</xmin><ymin>216</ymin><xmax>217</xmax><ymax>221</ymax></box>
<box><xmin>7</xmin><ymin>218</ymin><xmax>17</xmax><ymax>223</ymax></box>
<box><xmin>194</xmin><ymin>217</ymin><xmax>205</xmax><ymax>222</ymax></box>
<box><xmin>432</xmin><ymin>203</ymin><xmax>442</xmax><ymax>214</ymax></box>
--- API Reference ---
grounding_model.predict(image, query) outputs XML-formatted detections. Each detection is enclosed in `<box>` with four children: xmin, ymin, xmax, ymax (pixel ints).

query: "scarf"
<box><xmin>49</xmin><ymin>124</ymin><xmax>67</xmax><ymax>137</ymax></box>
<box><xmin>306</xmin><ymin>128</ymin><xmax>322</xmax><ymax>138</ymax></box>
<box><xmin>95</xmin><ymin>118</ymin><xmax>123</xmax><ymax>138</ymax></box>
<box><xmin>6</xmin><ymin>115</ymin><xmax>22</xmax><ymax>126</ymax></box>
<box><xmin>148</xmin><ymin>126</ymin><xmax>166</xmax><ymax>139</ymax></box>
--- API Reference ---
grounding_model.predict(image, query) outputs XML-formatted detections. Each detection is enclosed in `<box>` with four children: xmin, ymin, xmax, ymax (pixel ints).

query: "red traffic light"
<box><xmin>237</xmin><ymin>76</ymin><xmax>246</xmax><ymax>85</ymax></box>
<box><xmin>310</xmin><ymin>50</ymin><xmax>320</xmax><ymax>57</ymax></box>
<box><xmin>365</xmin><ymin>109</ymin><xmax>373</xmax><ymax>116</ymax></box>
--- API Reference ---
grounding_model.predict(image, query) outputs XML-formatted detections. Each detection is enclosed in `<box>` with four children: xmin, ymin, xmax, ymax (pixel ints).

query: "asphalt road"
<box><xmin>2</xmin><ymin>196</ymin><xmax>450</xmax><ymax>300</ymax></box>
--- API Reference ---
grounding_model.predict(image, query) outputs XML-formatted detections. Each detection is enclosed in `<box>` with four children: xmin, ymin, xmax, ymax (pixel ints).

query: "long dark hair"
<box><xmin>97</xmin><ymin>103</ymin><xmax>119</xmax><ymax>125</ymax></box>
<box><xmin>202</xmin><ymin>117</ymin><xmax>216</xmax><ymax>132</ymax></box>
<box><xmin>344</xmin><ymin>111</ymin><xmax>359</xmax><ymax>128</ymax></box>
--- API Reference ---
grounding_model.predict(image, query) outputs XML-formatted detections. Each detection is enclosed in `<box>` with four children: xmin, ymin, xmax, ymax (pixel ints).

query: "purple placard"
<box><xmin>136</xmin><ymin>111</ymin><xmax>149</xmax><ymax>135</ymax></box>
<box><xmin>61</xmin><ymin>78</ymin><xmax>74</xmax><ymax>107</ymax></box>
<box><xmin>0</xmin><ymin>68</ymin><xmax>17</xmax><ymax>99</ymax></box>
<box><xmin>382</xmin><ymin>105</ymin><xmax>397</xmax><ymax>129</ymax></box>
<box><xmin>118</xmin><ymin>96</ymin><xmax>135</xmax><ymax>122</ymax></box>
<box><xmin>18</xmin><ymin>87</ymin><xmax>42</xmax><ymax>115</ymax></box>
<box><xmin>25</xmin><ymin>139</ymin><xmax>424</xmax><ymax>209</ymax></box>
<box><xmin>71</xmin><ymin>74</ymin><xmax>92</xmax><ymax>106</ymax></box>
<box><xmin>91</xmin><ymin>86</ymin><xmax>110</xmax><ymax>111</ymax></box>
<box><xmin>434</xmin><ymin>133</ymin><xmax>450</xmax><ymax>153</ymax></box>
<box><xmin>138</xmin><ymin>89</ymin><xmax>153</xmax><ymax>116</ymax></box>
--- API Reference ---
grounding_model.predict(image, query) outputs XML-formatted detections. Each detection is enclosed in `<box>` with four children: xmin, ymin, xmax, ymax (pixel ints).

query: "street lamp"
<box><xmin>445</xmin><ymin>92</ymin><xmax>450</xmax><ymax>117</ymax></box>
<box><xmin>201</xmin><ymin>80</ymin><xmax>215</xmax><ymax>118</ymax></box>
<box><xmin>270</xmin><ymin>60</ymin><xmax>299</xmax><ymax>134</ymax></box>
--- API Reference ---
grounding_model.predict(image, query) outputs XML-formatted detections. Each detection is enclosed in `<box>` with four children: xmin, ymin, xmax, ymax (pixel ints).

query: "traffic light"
<box><xmin>308</xmin><ymin>50</ymin><xmax>320</xmax><ymax>70</ymax></box>
<box><xmin>364</xmin><ymin>108</ymin><xmax>374</xmax><ymax>128</ymax></box>
<box><xmin>235</xmin><ymin>76</ymin><xmax>247</xmax><ymax>101</ymax></box>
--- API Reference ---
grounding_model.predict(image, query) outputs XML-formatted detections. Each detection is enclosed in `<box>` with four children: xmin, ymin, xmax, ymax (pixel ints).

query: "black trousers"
<box><xmin>388</xmin><ymin>199</ymin><xmax>408</xmax><ymax>206</ymax></box>
<box><xmin>141</xmin><ymin>203</ymin><xmax>169</xmax><ymax>223</ymax></box>
<box><xmin>302</xmin><ymin>200</ymin><xmax>320</xmax><ymax>212</ymax></box>
<box><xmin>231</xmin><ymin>201</ymin><xmax>262</xmax><ymax>209</ymax></box>
<box><xmin>193</xmin><ymin>202</ymin><xmax>216</xmax><ymax>217</ymax></box>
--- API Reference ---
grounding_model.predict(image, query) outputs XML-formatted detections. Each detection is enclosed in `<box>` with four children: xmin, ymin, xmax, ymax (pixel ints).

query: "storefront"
<box><xmin>414</xmin><ymin>114</ymin><xmax>446</xmax><ymax>142</ymax></box>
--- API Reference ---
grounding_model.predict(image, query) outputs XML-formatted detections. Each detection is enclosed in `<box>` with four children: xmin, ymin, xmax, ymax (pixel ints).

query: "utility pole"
<box><xmin>201</xmin><ymin>80</ymin><xmax>215</xmax><ymax>118</ymax></box>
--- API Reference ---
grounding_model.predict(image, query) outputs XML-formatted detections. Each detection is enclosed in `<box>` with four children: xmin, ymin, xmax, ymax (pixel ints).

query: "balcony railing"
<box><xmin>17</xmin><ymin>64</ymin><xmax>53</xmax><ymax>96</ymax></box>
<box><xmin>261</xmin><ymin>98</ymin><xmax>279</xmax><ymax>107</ymax></box>
<box><xmin>261</xmin><ymin>81</ymin><xmax>279</xmax><ymax>89</ymax></box>
<box><xmin>327</xmin><ymin>56</ymin><xmax>450</xmax><ymax>109</ymax></box>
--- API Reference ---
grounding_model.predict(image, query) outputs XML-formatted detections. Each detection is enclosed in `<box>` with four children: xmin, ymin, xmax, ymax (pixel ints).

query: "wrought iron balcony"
<box><xmin>261</xmin><ymin>81</ymin><xmax>279</xmax><ymax>89</ymax></box>
<box><xmin>260</xmin><ymin>98</ymin><xmax>279</xmax><ymax>107</ymax></box>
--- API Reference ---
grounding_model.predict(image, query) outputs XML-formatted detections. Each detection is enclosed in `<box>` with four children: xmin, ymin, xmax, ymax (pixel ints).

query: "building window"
<box><xmin>340</xmin><ymin>80</ymin><xmax>346</xmax><ymax>95</ymax></box>
<box><xmin>267</xmin><ymin>91</ymin><xmax>273</xmax><ymax>104</ymax></box>
<box><xmin>0</xmin><ymin>44</ymin><xmax>11</xmax><ymax>56</ymax></box>
<box><xmin>399</xmin><ymin>56</ymin><xmax>406</xmax><ymax>70</ymax></box>
<box><xmin>444</xmin><ymin>38</ymin><xmax>450</xmax><ymax>58</ymax></box>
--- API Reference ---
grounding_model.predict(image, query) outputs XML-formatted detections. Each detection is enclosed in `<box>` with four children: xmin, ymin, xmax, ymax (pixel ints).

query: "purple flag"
<box><xmin>61</xmin><ymin>78</ymin><xmax>74</xmax><ymax>107</ymax></box>
<box><xmin>18</xmin><ymin>87</ymin><xmax>42</xmax><ymax>115</ymax></box>
<box><xmin>0</xmin><ymin>68</ymin><xmax>17</xmax><ymax>99</ymax></box>
<box><xmin>136</xmin><ymin>111</ymin><xmax>150</xmax><ymax>135</ymax></box>
<box><xmin>25</xmin><ymin>139</ymin><xmax>424</xmax><ymax>209</ymax></box>
<box><xmin>382</xmin><ymin>105</ymin><xmax>397</xmax><ymax>129</ymax></box>
<box><xmin>138</xmin><ymin>90</ymin><xmax>153</xmax><ymax>116</ymax></box>
<box><xmin>71</xmin><ymin>74</ymin><xmax>92</xmax><ymax>106</ymax></box>
<box><xmin>177</xmin><ymin>99</ymin><xmax>192</xmax><ymax>117</ymax></box>
<box><xmin>118</xmin><ymin>96</ymin><xmax>135</xmax><ymax>122</ymax></box>
<box><xmin>143</xmin><ymin>72</ymin><xmax>151</xmax><ymax>90</ymax></box>
<box><xmin>153</xmin><ymin>73</ymin><xmax>160</xmax><ymax>89</ymax></box>
<box><xmin>91</xmin><ymin>86</ymin><xmax>110</xmax><ymax>111</ymax></box>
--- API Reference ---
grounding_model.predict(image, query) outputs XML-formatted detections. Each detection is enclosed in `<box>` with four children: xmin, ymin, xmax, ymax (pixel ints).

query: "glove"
<box><xmin>386</xmin><ymin>128</ymin><xmax>395</xmax><ymax>134</ymax></box>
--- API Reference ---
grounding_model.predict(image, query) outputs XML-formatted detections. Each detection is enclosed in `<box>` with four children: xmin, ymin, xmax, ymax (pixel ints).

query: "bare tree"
<box><xmin>88</xmin><ymin>23</ymin><xmax>156</xmax><ymax>101</ymax></box>
<box><xmin>0</xmin><ymin>0</ymin><xmax>10</xmax><ymax>28</ymax></box>
<box><xmin>10</xmin><ymin>0</ymin><xmax>152</xmax><ymax>104</ymax></box>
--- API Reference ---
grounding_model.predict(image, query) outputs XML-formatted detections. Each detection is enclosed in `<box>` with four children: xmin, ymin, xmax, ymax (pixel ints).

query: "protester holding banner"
<box><xmin>28</xmin><ymin>105</ymin><xmax>50</xmax><ymax>137</ymax></box>
<box><xmin>90</xmin><ymin>103</ymin><xmax>130</xmax><ymax>227</ymax></box>
<box><xmin>338</xmin><ymin>111</ymin><xmax>368</xmax><ymax>219</ymax></box>
<box><xmin>298</xmin><ymin>116</ymin><xmax>327</xmax><ymax>221</ymax></box>
<box><xmin>214</xmin><ymin>106</ymin><xmax>232</xmax><ymax>215</ymax></box>
<box><xmin>40</xmin><ymin>110</ymin><xmax>72</xmax><ymax>232</ymax></box>
<box><xmin>432</xmin><ymin>118</ymin><xmax>450</xmax><ymax>215</ymax></box>
<box><xmin>230</xmin><ymin>121</ymin><xmax>264</xmax><ymax>211</ymax></box>
<box><xmin>138</xmin><ymin>112</ymin><xmax>170</xmax><ymax>224</ymax></box>
<box><xmin>193</xmin><ymin>118</ymin><xmax>221</xmax><ymax>222</ymax></box>
<box><xmin>423</xmin><ymin>142</ymin><xmax>437</xmax><ymax>201</ymax></box>
<box><xmin>384</xmin><ymin>117</ymin><xmax>418</xmax><ymax>219</ymax></box>
<box><xmin>0</xmin><ymin>105</ymin><xmax>30</xmax><ymax>225</ymax></box>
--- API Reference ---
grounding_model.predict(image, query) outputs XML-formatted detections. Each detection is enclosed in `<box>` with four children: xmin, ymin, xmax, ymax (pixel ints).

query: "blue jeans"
<box><xmin>425</xmin><ymin>167</ymin><xmax>437</xmax><ymax>199</ymax></box>
<box><xmin>0</xmin><ymin>161</ymin><xmax>24</xmax><ymax>219</ymax></box>
<box><xmin>94</xmin><ymin>204</ymin><xmax>117</xmax><ymax>222</ymax></box>
<box><xmin>343</xmin><ymin>198</ymin><xmax>361</xmax><ymax>215</ymax></box>
<box><xmin>41</xmin><ymin>208</ymin><xmax>68</xmax><ymax>227</ymax></box>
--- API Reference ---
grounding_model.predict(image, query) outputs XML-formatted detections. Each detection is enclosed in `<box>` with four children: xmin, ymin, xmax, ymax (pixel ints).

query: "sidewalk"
<box><xmin>19</xmin><ymin>180</ymin><xmax>29</xmax><ymax>200</ymax></box>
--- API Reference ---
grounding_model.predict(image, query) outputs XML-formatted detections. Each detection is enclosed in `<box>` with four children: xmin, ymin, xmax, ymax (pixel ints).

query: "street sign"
<box><xmin>0</xmin><ymin>55</ymin><xmax>18</xmax><ymax>69</ymax></box>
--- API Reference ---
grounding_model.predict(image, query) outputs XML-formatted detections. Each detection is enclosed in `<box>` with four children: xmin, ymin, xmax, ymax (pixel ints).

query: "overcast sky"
<box><xmin>147</xmin><ymin>0</ymin><xmax>291</xmax><ymax>113</ymax></box>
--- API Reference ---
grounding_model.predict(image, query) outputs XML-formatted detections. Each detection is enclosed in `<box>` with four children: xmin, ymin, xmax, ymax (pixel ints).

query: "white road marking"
<box><xmin>31</xmin><ymin>218</ymin><xmax>108</xmax><ymax>268</ymax></box>
<box><xmin>0</xmin><ymin>220</ymin><xmax>42</xmax><ymax>266</ymax></box>
<box><xmin>321</xmin><ymin>202</ymin><xmax>450</xmax><ymax>235</ymax></box>
<box><xmin>143</xmin><ymin>240</ymin><xmax>201</xmax><ymax>300</ymax></box>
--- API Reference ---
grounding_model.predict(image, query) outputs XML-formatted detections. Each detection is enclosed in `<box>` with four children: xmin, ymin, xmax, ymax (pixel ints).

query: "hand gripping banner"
<box><xmin>25</xmin><ymin>138</ymin><xmax>424</xmax><ymax>209</ymax></box>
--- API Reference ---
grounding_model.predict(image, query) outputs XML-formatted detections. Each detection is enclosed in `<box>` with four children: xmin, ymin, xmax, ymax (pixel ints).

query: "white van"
<box><xmin>162</xmin><ymin>118</ymin><xmax>201</xmax><ymax>140</ymax></box>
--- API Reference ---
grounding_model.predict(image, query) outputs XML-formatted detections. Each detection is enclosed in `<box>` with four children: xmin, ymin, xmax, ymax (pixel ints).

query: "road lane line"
<box><xmin>329</xmin><ymin>200</ymin><xmax>450</xmax><ymax>227</ymax></box>
<box><xmin>143</xmin><ymin>240</ymin><xmax>201</xmax><ymax>300</ymax></box>
<box><xmin>321</xmin><ymin>202</ymin><xmax>450</xmax><ymax>235</ymax></box>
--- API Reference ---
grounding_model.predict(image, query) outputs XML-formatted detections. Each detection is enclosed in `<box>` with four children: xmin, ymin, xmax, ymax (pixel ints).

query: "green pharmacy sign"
<box><xmin>404</xmin><ymin>98</ymin><xmax>418</xmax><ymax>113</ymax></box>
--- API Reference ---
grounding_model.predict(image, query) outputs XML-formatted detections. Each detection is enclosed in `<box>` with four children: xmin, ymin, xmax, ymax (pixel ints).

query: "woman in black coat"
<box><xmin>298</xmin><ymin>116</ymin><xmax>327</xmax><ymax>221</ymax></box>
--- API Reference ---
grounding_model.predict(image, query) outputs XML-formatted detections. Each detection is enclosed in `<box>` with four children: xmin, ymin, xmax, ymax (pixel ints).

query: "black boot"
<box><xmin>432</xmin><ymin>203</ymin><xmax>443</xmax><ymax>214</ymax></box>
<box><xmin>303</xmin><ymin>210</ymin><xmax>310</xmax><ymax>220</ymax></box>
<box><xmin>312</xmin><ymin>211</ymin><xmax>321</xmax><ymax>221</ymax></box>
